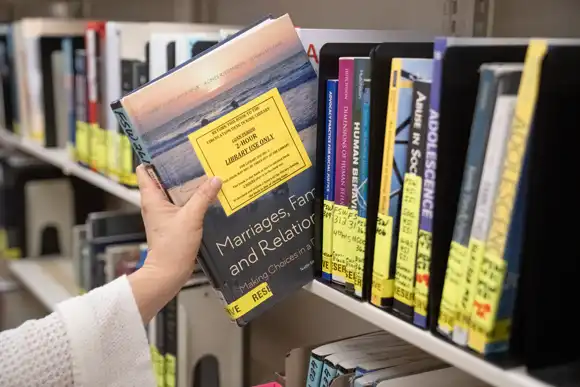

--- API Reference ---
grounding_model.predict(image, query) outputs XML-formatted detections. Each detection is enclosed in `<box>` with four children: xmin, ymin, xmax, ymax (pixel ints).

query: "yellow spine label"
<box><xmin>394</xmin><ymin>174</ymin><xmax>422</xmax><ymax>307</ymax></box>
<box><xmin>456</xmin><ymin>238</ymin><xmax>485</xmax><ymax>332</ymax></box>
<box><xmin>377</xmin><ymin>60</ymin><xmax>401</xmax><ymax>215</ymax></box>
<box><xmin>164</xmin><ymin>353</ymin><xmax>176</xmax><ymax>387</ymax></box>
<box><xmin>67</xmin><ymin>143</ymin><xmax>76</xmax><ymax>161</ymax></box>
<box><xmin>469</xmin><ymin>40</ymin><xmax>548</xmax><ymax>350</ymax></box>
<box><xmin>468</xmin><ymin>318</ymin><xmax>512</xmax><ymax>353</ymax></box>
<box><xmin>76</xmin><ymin>121</ymin><xmax>89</xmax><ymax>164</ymax></box>
<box><xmin>345</xmin><ymin>208</ymin><xmax>358</xmax><ymax>288</ymax></box>
<box><xmin>322</xmin><ymin>199</ymin><xmax>334</xmax><ymax>279</ymax></box>
<box><xmin>30</xmin><ymin>129</ymin><xmax>44</xmax><ymax>144</ymax></box>
<box><xmin>414</xmin><ymin>230</ymin><xmax>432</xmax><ymax>318</ymax></box>
<box><xmin>188</xmin><ymin>88</ymin><xmax>311</xmax><ymax>216</ymax></box>
<box><xmin>354</xmin><ymin>215</ymin><xmax>366</xmax><ymax>296</ymax></box>
<box><xmin>438</xmin><ymin>241</ymin><xmax>468</xmax><ymax>332</ymax></box>
<box><xmin>371</xmin><ymin>214</ymin><xmax>393</xmax><ymax>305</ymax></box>
<box><xmin>90</xmin><ymin>124</ymin><xmax>107</xmax><ymax>172</ymax></box>
<box><xmin>107</xmin><ymin>130</ymin><xmax>120</xmax><ymax>180</ymax></box>
<box><xmin>226</xmin><ymin>282</ymin><xmax>273</xmax><ymax>320</ymax></box>
<box><xmin>332</xmin><ymin>204</ymin><xmax>349</xmax><ymax>282</ymax></box>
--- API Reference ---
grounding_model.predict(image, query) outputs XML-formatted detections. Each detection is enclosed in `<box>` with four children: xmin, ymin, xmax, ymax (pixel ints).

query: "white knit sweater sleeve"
<box><xmin>0</xmin><ymin>275</ymin><xmax>156</xmax><ymax>387</ymax></box>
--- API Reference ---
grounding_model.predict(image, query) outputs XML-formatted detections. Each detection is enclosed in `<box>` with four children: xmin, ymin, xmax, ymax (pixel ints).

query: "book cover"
<box><xmin>112</xmin><ymin>15</ymin><xmax>317</xmax><ymax>326</ymax></box>
<box><xmin>332</xmin><ymin>57</ymin><xmax>354</xmax><ymax>287</ymax></box>
<box><xmin>345</xmin><ymin>58</ymin><xmax>370</xmax><ymax>296</ymax></box>
<box><xmin>104</xmin><ymin>243</ymin><xmax>141</xmax><ymax>282</ymax></box>
<box><xmin>436</xmin><ymin>65</ymin><xmax>504</xmax><ymax>337</ymax></box>
<box><xmin>74</xmin><ymin>48</ymin><xmax>89</xmax><ymax>165</ymax></box>
<box><xmin>392</xmin><ymin>79</ymin><xmax>431</xmax><ymax>321</ymax></box>
<box><xmin>468</xmin><ymin>42</ymin><xmax>546</xmax><ymax>353</ymax></box>
<box><xmin>322</xmin><ymin>79</ymin><xmax>338</xmax><ymax>282</ymax></box>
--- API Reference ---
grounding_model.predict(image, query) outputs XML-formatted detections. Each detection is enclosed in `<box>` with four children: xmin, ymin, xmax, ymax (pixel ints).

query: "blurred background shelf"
<box><xmin>8</xmin><ymin>257</ymin><xmax>77</xmax><ymax>311</ymax></box>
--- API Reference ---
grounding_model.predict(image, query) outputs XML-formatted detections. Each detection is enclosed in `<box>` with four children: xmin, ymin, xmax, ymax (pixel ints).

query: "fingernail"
<box><xmin>210</xmin><ymin>176</ymin><xmax>222</xmax><ymax>189</ymax></box>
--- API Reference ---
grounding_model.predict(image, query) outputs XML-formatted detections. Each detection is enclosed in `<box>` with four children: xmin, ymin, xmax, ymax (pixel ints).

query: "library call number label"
<box><xmin>189</xmin><ymin>88</ymin><xmax>311</xmax><ymax>216</ymax></box>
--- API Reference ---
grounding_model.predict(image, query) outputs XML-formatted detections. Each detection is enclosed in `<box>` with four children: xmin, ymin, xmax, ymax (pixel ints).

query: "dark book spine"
<box><xmin>155</xmin><ymin>311</ymin><xmax>166</xmax><ymax>387</ymax></box>
<box><xmin>74</xmin><ymin>49</ymin><xmax>89</xmax><ymax>166</ymax></box>
<box><xmin>164</xmin><ymin>296</ymin><xmax>177</xmax><ymax>387</ymax></box>
<box><xmin>393</xmin><ymin>80</ymin><xmax>431</xmax><ymax>321</ymax></box>
<box><xmin>166</xmin><ymin>42</ymin><xmax>176</xmax><ymax>71</ymax></box>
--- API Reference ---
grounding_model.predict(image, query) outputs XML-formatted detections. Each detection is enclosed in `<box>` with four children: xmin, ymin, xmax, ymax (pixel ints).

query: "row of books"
<box><xmin>0</xmin><ymin>18</ymin><xmax>405</xmax><ymax>188</ymax></box>
<box><xmin>304</xmin><ymin>331</ymin><xmax>489</xmax><ymax>387</ymax></box>
<box><xmin>69</xmin><ymin>209</ymin><xmax>243</xmax><ymax>387</ymax></box>
<box><xmin>315</xmin><ymin>35</ymin><xmax>580</xmax><ymax>377</ymax></box>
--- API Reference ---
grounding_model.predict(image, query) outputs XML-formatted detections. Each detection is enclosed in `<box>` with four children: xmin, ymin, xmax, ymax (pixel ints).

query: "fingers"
<box><xmin>183</xmin><ymin>176</ymin><xmax>222</xmax><ymax>222</ymax></box>
<box><xmin>136</xmin><ymin>164</ymin><xmax>169</xmax><ymax>208</ymax></box>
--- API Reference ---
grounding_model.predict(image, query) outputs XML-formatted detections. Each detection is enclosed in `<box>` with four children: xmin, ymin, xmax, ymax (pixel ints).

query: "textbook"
<box><xmin>112</xmin><ymin>14</ymin><xmax>318</xmax><ymax>326</ymax></box>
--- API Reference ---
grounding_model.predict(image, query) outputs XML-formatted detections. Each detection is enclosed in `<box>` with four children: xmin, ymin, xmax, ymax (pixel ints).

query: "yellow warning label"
<box><xmin>322</xmin><ymin>200</ymin><xmax>334</xmax><ymax>280</ymax></box>
<box><xmin>371</xmin><ymin>214</ymin><xmax>393</xmax><ymax>306</ymax></box>
<box><xmin>226</xmin><ymin>282</ymin><xmax>273</xmax><ymax>320</ymax></box>
<box><xmin>76</xmin><ymin>121</ymin><xmax>90</xmax><ymax>164</ymax></box>
<box><xmin>189</xmin><ymin>88</ymin><xmax>311</xmax><ymax>216</ymax></box>
<box><xmin>470</xmin><ymin>253</ymin><xmax>506</xmax><ymax>334</ymax></box>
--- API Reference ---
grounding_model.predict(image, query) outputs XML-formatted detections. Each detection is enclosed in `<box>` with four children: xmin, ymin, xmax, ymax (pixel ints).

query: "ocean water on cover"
<box><xmin>146</xmin><ymin>51</ymin><xmax>318</xmax><ymax>189</ymax></box>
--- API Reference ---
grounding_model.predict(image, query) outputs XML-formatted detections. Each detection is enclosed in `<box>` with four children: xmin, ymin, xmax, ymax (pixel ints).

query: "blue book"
<box><xmin>322</xmin><ymin>79</ymin><xmax>338</xmax><ymax>282</ymax></box>
<box><xmin>111</xmin><ymin>15</ymin><xmax>317</xmax><ymax>327</ymax></box>
<box><xmin>62</xmin><ymin>38</ymin><xmax>76</xmax><ymax>160</ymax></box>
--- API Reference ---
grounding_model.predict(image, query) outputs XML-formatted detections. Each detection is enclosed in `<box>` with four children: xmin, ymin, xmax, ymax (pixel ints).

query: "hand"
<box><xmin>128</xmin><ymin>165</ymin><xmax>222</xmax><ymax>323</ymax></box>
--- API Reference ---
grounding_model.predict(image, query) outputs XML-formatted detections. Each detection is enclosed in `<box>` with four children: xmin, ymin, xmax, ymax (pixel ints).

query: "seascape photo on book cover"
<box><xmin>139</xmin><ymin>35</ymin><xmax>318</xmax><ymax>210</ymax></box>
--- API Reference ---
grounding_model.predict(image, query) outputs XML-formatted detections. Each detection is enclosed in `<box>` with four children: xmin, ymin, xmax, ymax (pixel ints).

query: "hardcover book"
<box><xmin>112</xmin><ymin>14</ymin><xmax>318</xmax><ymax>326</ymax></box>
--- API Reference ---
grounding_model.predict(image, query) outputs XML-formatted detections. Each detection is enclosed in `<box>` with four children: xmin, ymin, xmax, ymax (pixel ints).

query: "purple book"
<box><xmin>334</xmin><ymin>57</ymin><xmax>354</xmax><ymax>206</ymax></box>
<box><xmin>332</xmin><ymin>57</ymin><xmax>354</xmax><ymax>285</ymax></box>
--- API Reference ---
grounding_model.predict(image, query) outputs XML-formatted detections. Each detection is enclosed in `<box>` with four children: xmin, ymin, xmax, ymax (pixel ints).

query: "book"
<box><xmin>450</xmin><ymin>65</ymin><xmax>523</xmax><ymax>346</ymax></box>
<box><xmin>332</xmin><ymin>57</ymin><xmax>354</xmax><ymax>286</ymax></box>
<box><xmin>392</xmin><ymin>79</ymin><xmax>430</xmax><ymax>321</ymax></box>
<box><xmin>322</xmin><ymin>79</ymin><xmax>338</xmax><ymax>282</ymax></box>
<box><xmin>436</xmin><ymin>64</ymin><xmax>516</xmax><ymax>337</ymax></box>
<box><xmin>372</xmin><ymin>58</ymin><xmax>432</xmax><ymax>311</ymax></box>
<box><xmin>104</xmin><ymin>243</ymin><xmax>141</xmax><ymax>282</ymax></box>
<box><xmin>376</xmin><ymin>367</ymin><xmax>491</xmax><ymax>387</ymax></box>
<box><xmin>468</xmin><ymin>41</ymin><xmax>547</xmax><ymax>353</ymax></box>
<box><xmin>112</xmin><ymin>15</ymin><xmax>318</xmax><ymax>326</ymax></box>
<box><xmin>352</xmin><ymin>359</ymin><xmax>446</xmax><ymax>387</ymax></box>
<box><xmin>74</xmin><ymin>48</ymin><xmax>89</xmax><ymax>165</ymax></box>
<box><xmin>355</xmin><ymin>79</ymin><xmax>371</xmax><ymax>298</ymax></box>
<box><xmin>346</xmin><ymin>58</ymin><xmax>370</xmax><ymax>296</ymax></box>
<box><xmin>5</xmin><ymin>25</ymin><xmax>18</xmax><ymax>134</ymax></box>
<box><xmin>0</xmin><ymin>26</ymin><xmax>14</xmax><ymax>132</ymax></box>
<box><xmin>86</xmin><ymin>21</ymin><xmax>107</xmax><ymax>173</ymax></box>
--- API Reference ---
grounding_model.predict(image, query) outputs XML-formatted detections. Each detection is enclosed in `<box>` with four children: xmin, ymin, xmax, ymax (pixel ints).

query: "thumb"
<box><xmin>183</xmin><ymin>176</ymin><xmax>222</xmax><ymax>223</ymax></box>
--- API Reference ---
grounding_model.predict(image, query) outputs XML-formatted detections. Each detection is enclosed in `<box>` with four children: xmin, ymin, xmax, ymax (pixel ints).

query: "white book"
<box><xmin>376</xmin><ymin>367</ymin><xmax>491</xmax><ymax>386</ymax></box>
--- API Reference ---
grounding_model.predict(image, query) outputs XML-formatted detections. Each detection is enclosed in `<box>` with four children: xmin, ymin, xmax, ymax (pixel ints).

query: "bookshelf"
<box><xmin>8</xmin><ymin>257</ymin><xmax>77</xmax><ymax>312</ymax></box>
<box><xmin>0</xmin><ymin>127</ymin><xmax>551</xmax><ymax>387</ymax></box>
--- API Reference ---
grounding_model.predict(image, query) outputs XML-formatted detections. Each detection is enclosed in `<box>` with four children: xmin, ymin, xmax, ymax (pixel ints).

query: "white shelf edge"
<box><xmin>303</xmin><ymin>280</ymin><xmax>550</xmax><ymax>387</ymax></box>
<box><xmin>9</xmin><ymin>258</ymin><xmax>75</xmax><ymax>312</ymax></box>
<box><xmin>0</xmin><ymin>129</ymin><xmax>550</xmax><ymax>387</ymax></box>
<box><xmin>0</xmin><ymin>129</ymin><xmax>141</xmax><ymax>207</ymax></box>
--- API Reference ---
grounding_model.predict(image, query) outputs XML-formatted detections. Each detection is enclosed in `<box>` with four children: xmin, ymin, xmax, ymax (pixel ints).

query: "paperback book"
<box><xmin>112</xmin><ymin>14</ymin><xmax>317</xmax><ymax>326</ymax></box>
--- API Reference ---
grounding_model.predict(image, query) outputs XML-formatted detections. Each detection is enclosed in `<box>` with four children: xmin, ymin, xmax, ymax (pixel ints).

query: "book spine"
<box><xmin>393</xmin><ymin>80</ymin><xmax>430</xmax><ymax>320</ymax></box>
<box><xmin>355</xmin><ymin>79</ymin><xmax>371</xmax><ymax>298</ymax></box>
<box><xmin>6</xmin><ymin>27</ymin><xmax>18</xmax><ymax>133</ymax></box>
<box><xmin>346</xmin><ymin>58</ymin><xmax>369</xmax><ymax>294</ymax></box>
<box><xmin>119</xmin><ymin>59</ymin><xmax>134</xmax><ymax>186</ymax></box>
<box><xmin>469</xmin><ymin>42</ymin><xmax>547</xmax><ymax>351</ymax></box>
<box><xmin>371</xmin><ymin>59</ymin><xmax>400</xmax><ymax>308</ymax></box>
<box><xmin>62</xmin><ymin>38</ymin><xmax>75</xmax><ymax>160</ymax></box>
<box><xmin>332</xmin><ymin>58</ymin><xmax>354</xmax><ymax>286</ymax></box>
<box><xmin>320</xmin><ymin>360</ymin><xmax>337</xmax><ymax>387</ymax></box>
<box><xmin>307</xmin><ymin>354</ymin><xmax>325</xmax><ymax>387</ymax></box>
<box><xmin>74</xmin><ymin>49</ymin><xmax>89</xmax><ymax>166</ymax></box>
<box><xmin>413</xmin><ymin>39</ymin><xmax>446</xmax><ymax>328</ymax></box>
<box><xmin>110</xmin><ymin>101</ymin><xmax>153</xmax><ymax>164</ymax></box>
<box><xmin>322</xmin><ymin>79</ymin><xmax>338</xmax><ymax>282</ymax></box>
<box><xmin>164</xmin><ymin>297</ymin><xmax>177</xmax><ymax>387</ymax></box>
<box><xmin>86</xmin><ymin>27</ymin><xmax>105</xmax><ymax>174</ymax></box>
<box><xmin>437</xmin><ymin>68</ymin><xmax>498</xmax><ymax>336</ymax></box>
